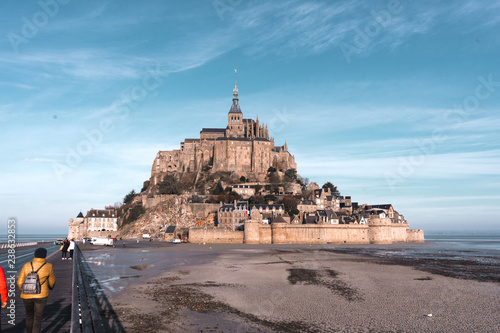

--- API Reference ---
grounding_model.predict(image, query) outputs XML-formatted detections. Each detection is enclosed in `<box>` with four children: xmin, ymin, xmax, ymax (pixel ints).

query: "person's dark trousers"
<box><xmin>62</xmin><ymin>251</ymin><xmax>67</xmax><ymax>259</ymax></box>
<box><xmin>23</xmin><ymin>297</ymin><xmax>47</xmax><ymax>333</ymax></box>
<box><xmin>69</xmin><ymin>250</ymin><xmax>74</xmax><ymax>259</ymax></box>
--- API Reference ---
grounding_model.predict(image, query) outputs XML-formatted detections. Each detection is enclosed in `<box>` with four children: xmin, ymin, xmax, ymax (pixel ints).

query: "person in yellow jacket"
<box><xmin>17</xmin><ymin>248</ymin><xmax>56</xmax><ymax>333</ymax></box>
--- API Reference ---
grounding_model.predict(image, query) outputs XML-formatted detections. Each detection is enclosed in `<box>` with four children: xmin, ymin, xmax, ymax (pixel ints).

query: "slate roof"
<box><xmin>184</xmin><ymin>138</ymin><xmax>201</xmax><ymax>143</ymax></box>
<box><xmin>86</xmin><ymin>209</ymin><xmax>116</xmax><ymax>218</ymax></box>
<box><xmin>219</xmin><ymin>201</ymin><xmax>249</xmax><ymax>212</ymax></box>
<box><xmin>305</xmin><ymin>215</ymin><xmax>317</xmax><ymax>224</ymax></box>
<box><xmin>324</xmin><ymin>209</ymin><xmax>337</xmax><ymax>219</ymax></box>
<box><xmin>216</xmin><ymin>137</ymin><xmax>252</xmax><ymax>142</ymax></box>
<box><xmin>317</xmin><ymin>210</ymin><xmax>327</xmax><ymax>217</ymax></box>
<box><xmin>369</xmin><ymin>204</ymin><xmax>392</xmax><ymax>210</ymax></box>
<box><xmin>229</xmin><ymin>101</ymin><xmax>242</xmax><ymax>113</ymax></box>
<box><xmin>77</xmin><ymin>212</ymin><xmax>84</xmax><ymax>218</ymax></box>
<box><xmin>201</xmin><ymin>128</ymin><xmax>225</xmax><ymax>133</ymax></box>
<box><xmin>251</xmin><ymin>204</ymin><xmax>284</xmax><ymax>210</ymax></box>
<box><xmin>272</xmin><ymin>215</ymin><xmax>287</xmax><ymax>223</ymax></box>
<box><xmin>165</xmin><ymin>226</ymin><xmax>176</xmax><ymax>233</ymax></box>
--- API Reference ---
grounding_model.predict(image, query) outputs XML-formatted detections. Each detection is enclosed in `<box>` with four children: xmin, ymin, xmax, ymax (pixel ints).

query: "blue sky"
<box><xmin>1</xmin><ymin>0</ymin><xmax>499</xmax><ymax>234</ymax></box>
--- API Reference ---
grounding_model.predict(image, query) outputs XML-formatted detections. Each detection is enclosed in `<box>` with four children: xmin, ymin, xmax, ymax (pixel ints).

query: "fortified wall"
<box><xmin>189</xmin><ymin>211</ymin><xmax>424</xmax><ymax>244</ymax></box>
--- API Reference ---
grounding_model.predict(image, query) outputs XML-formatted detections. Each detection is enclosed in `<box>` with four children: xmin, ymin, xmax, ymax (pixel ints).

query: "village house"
<box><xmin>310</xmin><ymin>188</ymin><xmax>333</xmax><ymax>209</ymax></box>
<box><xmin>316</xmin><ymin>209</ymin><xmax>339</xmax><ymax>224</ymax></box>
<box><xmin>298</xmin><ymin>199</ymin><xmax>316</xmax><ymax>213</ymax></box>
<box><xmin>86</xmin><ymin>208</ymin><xmax>118</xmax><ymax>233</ymax></box>
<box><xmin>68</xmin><ymin>208</ymin><xmax>119</xmax><ymax>240</ymax></box>
<box><xmin>307</xmin><ymin>182</ymin><xmax>320</xmax><ymax>191</ymax></box>
<box><xmin>290</xmin><ymin>215</ymin><xmax>301</xmax><ymax>224</ymax></box>
<box><xmin>164</xmin><ymin>225</ymin><xmax>178</xmax><ymax>240</ymax></box>
<box><xmin>231</xmin><ymin>184</ymin><xmax>256</xmax><ymax>199</ymax></box>
<box><xmin>368</xmin><ymin>204</ymin><xmax>394</xmax><ymax>219</ymax></box>
<box><xmin>249</xmin><ymin>203</ymin><xmax>285</xmax><ymax>223</ymax></box>
<box><xmin>218</xmin><ymin>201</ymin><xmax>249</xmax><ymax>229</ymax></box>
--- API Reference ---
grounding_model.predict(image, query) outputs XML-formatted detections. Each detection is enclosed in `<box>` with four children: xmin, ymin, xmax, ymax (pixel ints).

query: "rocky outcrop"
<box><xmin>120</xmin><ymin>196</ymin><xmax>195</xmax><ymax>238</ymax></box>
<box><xmin>119</xmin><ymin>195</ymin><xmax>220</xmax><ymax>239</ymax></box>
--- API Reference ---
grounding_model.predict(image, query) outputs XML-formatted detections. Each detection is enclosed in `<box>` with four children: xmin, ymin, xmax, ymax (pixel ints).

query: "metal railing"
<box><xmin>71</xmin><ymin>245</ymin><xmax>124</xmax><ymax>332</ymax></box>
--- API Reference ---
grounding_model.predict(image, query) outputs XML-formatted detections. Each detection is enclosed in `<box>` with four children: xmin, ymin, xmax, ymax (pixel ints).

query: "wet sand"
<box><xmin>82</xmin><ymin>242</ymin><xmax>500</xmax><ymax>332</ymax></box>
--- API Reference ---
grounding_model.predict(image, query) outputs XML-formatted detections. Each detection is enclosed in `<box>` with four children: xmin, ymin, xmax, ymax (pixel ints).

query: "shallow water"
<box><xmin>330</xmin><ymin>232</ymin><xmax>500</xmax><ymax>283</ymax></box>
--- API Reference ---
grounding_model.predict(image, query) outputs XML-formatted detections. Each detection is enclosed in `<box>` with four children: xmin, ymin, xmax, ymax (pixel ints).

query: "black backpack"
<box><xmin>22</xmin><ymin>262</ymin><xmax>46</xmax><ymax>294</ymax></box>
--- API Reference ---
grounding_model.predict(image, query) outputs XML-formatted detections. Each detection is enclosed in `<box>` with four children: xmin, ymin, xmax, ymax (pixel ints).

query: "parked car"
<box><xmin>142</xmin><ymin>234</ymin><xmax>151</xmax><ymax>239</ymax></box>
<box><xmin>90</xmin><ymin>237</ymin><xmax>114</xmax><ymax>246</ymax></box>
<box><xmin>54</xmin><ymin>239</ymin><xmax>64</xmax><ymax>245</ymax></box>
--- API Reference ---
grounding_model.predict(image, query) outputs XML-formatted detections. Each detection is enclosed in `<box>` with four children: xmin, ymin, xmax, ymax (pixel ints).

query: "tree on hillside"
<box><xmin>264</xmin><ymin>194</ymin><xmax>277</xmax><ymax>203</ymax></box>
<box><xmin>267</xmin><ymin>166</ymin><xmax>276</xmax><ymax>173</ymax></box>
<box><xmin>254</xmin><ymin>184</ymin><xmax>262</xmax><ymax>195</ymax></box>
<box><xmin>284</xmin><ymin>169</ymin><xmax>297</xmax><ymax>182</ymax></box>
<box><xmin>322</xmin><ymin>182</ymin><xmax>340</xmax><ymax>196</ymax></box>
<box><xmin>158</xmin><ymin>175</ymin><xmax>182</xmax><ymax>195</ymax></box>
<box><xmin>280</xmin><ymin>195</ymin><xmax>299</xmax><ymax>215</ymax></box>
<box><xmin>213</xmin><ymin>181</ymin><xmax>224</xmax><ymax>195</ymax></box>
<box><xmin>128</xmin><ymin>205</ymin><xmax>145</xmax><ymax>223</ymax></box>
<box><xmin>123</xmin><ymin>189</ymin><xmax>137</xmax><ymax>204</ymax></box>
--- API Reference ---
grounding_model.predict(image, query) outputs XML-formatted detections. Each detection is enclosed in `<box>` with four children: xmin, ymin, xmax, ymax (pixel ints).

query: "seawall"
<box><xmin>189</xmin><ymin>221</ymin><xmax>424</xmax><ymax>244</ymax></box>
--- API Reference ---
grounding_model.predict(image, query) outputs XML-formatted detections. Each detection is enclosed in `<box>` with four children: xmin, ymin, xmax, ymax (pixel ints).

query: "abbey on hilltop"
<box><xmin>150</xmin><ymin>70</ymin><xmax>296</xmax><ymax>183</ymax></box>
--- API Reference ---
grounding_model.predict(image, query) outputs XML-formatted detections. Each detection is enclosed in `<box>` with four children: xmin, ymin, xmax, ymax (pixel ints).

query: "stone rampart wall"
<box><xmin>276</xmin><ymin>224</ymin><xmax>370</xmax><ymax>244</ymax></box>
<box><xmin>189</xmin><ymin>222</ymin><xmax>423</xmax><ymax>244</ymax></box>
<box><xmin>407</xmin><ymin>229</ymin><xmax>425</xmax><ymax>242</ymax></box>
<box><xmin>259</xmin><ymin>225</ymin><xmax>272</xmax><ymax>244</ymax></box>
<box><xmin>189</xmin><ymin>227</ymin><xmax>243</xmax><ymax>243</ymax></box>
<box><xmin>390</xmin><ymin>223</ymin><xmax>409</xmax><ymax>243</ymax></box>
<box><xmin>142</xmin><ymin>194</ymin><xmax>178</xmax><ymax>208</ymax></box>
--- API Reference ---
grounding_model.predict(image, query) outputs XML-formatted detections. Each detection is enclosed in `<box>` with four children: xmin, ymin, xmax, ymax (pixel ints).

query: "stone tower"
<box><xmin>227</xmin><ymin>69</ymin><xmax>244</xmax><ymax>138</ymax></box>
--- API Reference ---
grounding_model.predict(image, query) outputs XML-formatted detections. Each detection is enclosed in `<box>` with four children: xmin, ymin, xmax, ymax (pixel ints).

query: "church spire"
<box><xmin>229</xmin><ymin>69</ymin><xmax>242</xmax><ymax>114</ymax></box>
<box><xmin>233</xmin><ymin>69</ymin><xmax>238</xmax><ymax>102</ymax></box>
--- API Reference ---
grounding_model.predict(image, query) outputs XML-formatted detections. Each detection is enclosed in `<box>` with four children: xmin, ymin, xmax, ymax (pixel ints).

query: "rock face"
<box><xmin>120</xmin><ymin>195</ymin><xmax>220</xmax><ymax>238</ymax></box>
<box><xmin>120</xmin><ymin>196</ymin><xmax>194</xmax><ymax>238</ymax></box>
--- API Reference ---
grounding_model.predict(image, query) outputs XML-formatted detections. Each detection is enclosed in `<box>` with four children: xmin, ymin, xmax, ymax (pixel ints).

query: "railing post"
<box><xmin>70</xmin><ymin>245</ymin><xmax>80</xmax><ymax>333</ymax></box>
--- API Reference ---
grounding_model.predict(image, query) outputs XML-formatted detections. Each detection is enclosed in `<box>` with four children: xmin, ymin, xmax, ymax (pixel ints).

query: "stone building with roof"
<box><xmin>150</xmin><ymin>72</ymin><xmax>296</xmax><ymax>184</ymax></box>
<box><xmin>68</xmin><ymin>209</ymin><xmax>119</xmax><ymax>239</ymax></box>
<box><xmin>218</xmin><ymin>201</ymin><xmax>249</xmax><ymax>229</ymax></box>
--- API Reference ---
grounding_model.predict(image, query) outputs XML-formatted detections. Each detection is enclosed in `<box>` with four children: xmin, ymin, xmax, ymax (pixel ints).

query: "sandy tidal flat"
<box><xmin>97</xmin><ymin>244</ymin><xmax>500</xmax><ymax>333</ymax></box>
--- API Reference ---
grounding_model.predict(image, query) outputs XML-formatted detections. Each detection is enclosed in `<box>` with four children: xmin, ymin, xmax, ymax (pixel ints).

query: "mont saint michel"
<box><xmin>69</xmin><ymin>74</ymin><xmax>424</xmax><ymax>245</ymax></box>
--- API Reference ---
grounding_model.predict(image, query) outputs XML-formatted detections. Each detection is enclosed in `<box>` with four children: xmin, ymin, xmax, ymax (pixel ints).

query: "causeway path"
<box><xmin>0</xmin><ymin>244</ymin><xmax>72</xmax><ymax>332</ymax></box>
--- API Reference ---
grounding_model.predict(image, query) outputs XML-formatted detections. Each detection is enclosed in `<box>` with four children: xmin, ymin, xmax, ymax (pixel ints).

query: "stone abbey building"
<box><xmin>151</xmin><ymin>73</ymin><xmax>297</xmax><ymax>182</ymax></box>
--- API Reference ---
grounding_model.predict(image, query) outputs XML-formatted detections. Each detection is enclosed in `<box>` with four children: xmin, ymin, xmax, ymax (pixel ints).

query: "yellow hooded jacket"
<box><xmin>17</xmin><ymin>258</ymin><xmax>56</xmax><ymax>299</ymax></box>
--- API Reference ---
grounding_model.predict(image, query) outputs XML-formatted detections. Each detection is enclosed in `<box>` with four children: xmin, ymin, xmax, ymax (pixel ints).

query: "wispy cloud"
<box><xmin>299</xmin><ymin>149</ymin><xmax>500</xmax><ymax>180</ymax></box>
<box><xmin>24</xmin><ymin>158</ymin><xmax>60</xmax><ymax>163</ymax></box>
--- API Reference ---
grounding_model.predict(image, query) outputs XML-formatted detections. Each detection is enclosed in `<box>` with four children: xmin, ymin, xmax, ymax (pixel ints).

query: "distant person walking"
<box><xmin>61</xmin><ymin>239</ymin><xmax>70</xmax><ymax>260</ymax></box>
<box><xmin>0</xmin><ymin>266</ymin><xmax>8</xmax><ymax>327</ymax></box>
<box><xmin>68</xmin><ymin>239</ymin><xmax>75</xmax><ymax>260</ymax></box>
<box><xmin>17</xmin><ymin>248</ymin><xmax>56</xmax><ymax>333</ymax></box>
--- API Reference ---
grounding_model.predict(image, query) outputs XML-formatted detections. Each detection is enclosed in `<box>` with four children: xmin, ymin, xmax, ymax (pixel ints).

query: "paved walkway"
<box><xmin>1</xmin><ymin>247</ymin><xmax>73</xmax><ymax>332</ymax></box>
